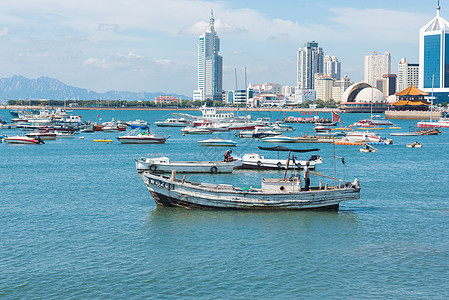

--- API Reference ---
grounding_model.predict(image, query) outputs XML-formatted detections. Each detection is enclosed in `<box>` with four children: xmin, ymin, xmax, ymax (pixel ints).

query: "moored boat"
<box><xmin>407</xmin><ymin>142</ymin><xmax>422</xmax><ymax>148</ymax></box>
<box><xmin>117</xmin><ymin>129</ymin><xmax>168</xmax><ymax>144</ymax></box>
<box><xmin>135</xmin><ymin>156</ymin><xmax>241</xmax><ymax>173</ymax></box>
<box><xmin>3</xmin><ymin>136</ymin><xmax>45</xmax><ymax>144</ymax></box>
<box><xmin>262</xmin><ymin>135</ymin><xmax>298</xmax><ymax>143</ymax></box>
<box><xmin>181</xmin><ymin>127</ymin><xmax>212</xmax><ymax>135</ymax></box>
<box><xmin>26</xmin><ymin>130</ymin><xmax>57</xmax><ymax>140</ymax></box>
<box><xmin>238</xmin><ymin>146</ymin><xmax>322</xmax><ymax>170</ymax></box>
<box><xmin>198</xmin><ymin>137</ymin><xmax>237</xmax><ymax>147</ymax></box>
<box><xmin>140</xmin><ymin>170</ymin><xmax>361</xmax><ymax>210</ymax></box>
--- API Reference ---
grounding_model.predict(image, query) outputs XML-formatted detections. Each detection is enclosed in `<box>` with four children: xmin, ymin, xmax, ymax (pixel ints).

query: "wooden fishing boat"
<box><xmin>141</xmin><ymin>170</ymin><xmax>361</xmax><ymax>210</ymax></box>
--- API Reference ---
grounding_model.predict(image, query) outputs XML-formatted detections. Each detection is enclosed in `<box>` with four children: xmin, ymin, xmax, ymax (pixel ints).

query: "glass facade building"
<box><xmin>419</xmin><ymin>4</ymin><xmax>449</xmax><ymax>103</ymax></box>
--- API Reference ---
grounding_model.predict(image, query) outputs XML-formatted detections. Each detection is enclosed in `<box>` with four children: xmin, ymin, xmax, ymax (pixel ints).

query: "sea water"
<box><xmin>0</xmin><ymin>109</ymin><xmax>448</xmax><ymax>299</ymax></box>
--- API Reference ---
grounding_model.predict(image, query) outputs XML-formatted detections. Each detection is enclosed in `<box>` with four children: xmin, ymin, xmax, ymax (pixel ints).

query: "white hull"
<box><xmin>3</xmin><ymin>136</ymin><xmax>41</xmax><ymax>144</ymax></box>
<box><xmin>118</xmin><ymin>137</ymin><xmax>166</xmax><ymax>144</ymax></box>
<box><xmin>135</xmin><ymin>158</ymin><xmax>238</xmax><ymax>173</ymax></box>
<box><xmin>239</xmin><ymin>153</ymin><xmax>322</xmax><ymax>170</ymax></box>
<box><xmin>262</xmin><ymin>136</ymin><xmax>298</xmax><ymax>143</ymax></box>
<box><xmin>141</xmin><ymin>172</ymin><xmax>360</xmax><ymax>210</ymax></box>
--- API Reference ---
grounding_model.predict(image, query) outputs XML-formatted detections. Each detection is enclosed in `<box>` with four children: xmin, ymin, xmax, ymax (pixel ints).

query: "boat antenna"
<box><xmin>370</xmin><ymin>84</ymin><xmax>373</xmax><ymax>120</ymax></box>
<box><xmin>332</xmin><ymin>136</ymin><xmax>336</xmax><ymax>186</ymax></box>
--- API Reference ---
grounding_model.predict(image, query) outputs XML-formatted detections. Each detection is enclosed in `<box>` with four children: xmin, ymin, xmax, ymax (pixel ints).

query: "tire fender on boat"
<box><xmin>277</xmin><ymin>162</ymin><xmax>282</xmax><ymax>168</ymax></box>
<box><xmin>257</xmin><ymin>161</ymin><xmax>262</xmax><ymax>167</ymax></box>
<box><xmin>210</xmin><ymin>166</ymin><xmax>218</xmax><ymax>173</ymax></box>
<box><xmin>149</xmin><ymin>164</ymin><xmax>157</xmax><ymax>172</ymax></box>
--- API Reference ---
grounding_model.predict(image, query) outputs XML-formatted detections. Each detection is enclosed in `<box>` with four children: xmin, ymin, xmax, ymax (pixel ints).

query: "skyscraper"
<box><xmin>364</xmin><ymin>51</ymin><xmax>391</xmax><ymax>87</ymax></box>
<box><xmin>297</xmin><ymin>41</ymin><xmax>323</xmax><ymax>90</ymax></box>
<box><xmin>323</xmin><ymin>55</ymin><xmax>341</xmax><ymax>80</ymax></box>
<box><xmin>419</xmin><ymin>2</ymin><xmax>449</xmax><ymax>103</ymax></box>
<box><xmin>397</xmin><ymin>58</ymin><xmax>419</xmax><ymax>92</ymax></box>
<box><xmin>194</xmin><ymin>11</ymin><xmax>223</xmax><ymax>101</ymax></box>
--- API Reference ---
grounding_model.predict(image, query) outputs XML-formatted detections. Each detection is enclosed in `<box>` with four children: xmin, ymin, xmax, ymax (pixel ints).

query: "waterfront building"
<box><xmin>195</xmin><ymin>11</ymin><xmax>223</xmax><ymax>101</ymax></box>
<box><xmin>392</xmin><ymin>85</ymin><xmax>430</xmax><ymax>111</ymax></box>
<box><xmin>297</xmin><ymin>41</ymin><xmax>323</xmax><ymax>90</ymax></box>
<box><xmin>419</xmin><ymin>3</ymin><xmax>449</xmax><ymax>103</ymax></box>
<box><xmin>332</xmin><ymin>76</ymin><xmax>352</xmax><ymax>102</ymax></box>
<box><xmin>397</xmin><ymin>58</ymin><xmax>419</xmax><ymax>92</ymax></box>
<box><xmin>314</xmin><ymin>74</ymin><xmax>333</xmax><ymax>102</ymax></box>
<box><xmin>376</xmin><ymin>74</ymin><xmax>397</xmax><ymax>97</ymax></box>
<box><xmin>283</xmin><ymin>85</ymin><xmax>296</xmax><ymax>97</ymax></box>
<box><xmin>155</xmin><ymin>95</ymin><xmax>179</xmax><ymax>104</ymax></box>
<box><xmin>323</xmin><ymin>55</ymin><xmax>341</xmax><ymax>80</ymax></box>
<box><xmin>233</xmin><ymin>90</ymin><xmax>248</xmax><ymax>106</ymax></box>
<box><xmin>364</xmin><ymin>51</ymin><xmax>391</xmax><ymax>87</ymax></box>
<box><xmin>248</xmin><ymin>83</ymin><xmax>282</xmax><ymax>96</ymax></box>
<box><xmin>339</xmin><ymin>83</ymin><xmax>389</xmax><ymax>113</ymax></box>
<box><xmin>295</xmin><ymin>89</ymin><xmax>316</xmax><ymax>104</ymax></box>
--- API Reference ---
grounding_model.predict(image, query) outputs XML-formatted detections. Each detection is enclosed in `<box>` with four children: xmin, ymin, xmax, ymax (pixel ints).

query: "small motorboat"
<box><xmin>181</xmin><ymin>127</ymin><xmax>212</xmax><ymax>135</ymax></box>
<box><xmin>269</xmin><ymin>122</ymin><xmax>294</xmax><ymax>132</ymax></box>
<box><xmin>3</xmin><ymin>136</ymin><xmax>45</xmax><ymax>144</ymax></box>
<box><xmin>360</xmin><ymin>144</ymin><xmax>377</xmax><ymax>153</ymax></box>
<box><xmin>198</xmin><ymin>137</ymin><xmax>237</xmax><ymax>147</ymax></box>
<box><xmin>407</xmin><ymin>142</ymin><xmax>422</xmax><ymax>148</ymax></box>
<box><xmin>262</xmin><ymin>135</ymin><xmax>298</xmax><ymax>143</ymax></box>
<box><xmin>54</xmin><ymin>131</ymin><xmax>75</xmax><ymax>138</ymax></box>
<box><xmin>26</xmin><ymin>130</ymin><xmax>57</xmax><ymax>140</ymax></box>
<box><xmin>127</xmin><ymin>119</ymin><xmax>149</xmax><ymax>129</ymax></box>
<box><xmin>117</xmin><ymin>129</ymin><xmax>168</xmax><ymax>144</ymax></box>
<box><xmin>155</xmin><ymin>118</ymin><xmax>191</xmax><ymax>127</ymax></box>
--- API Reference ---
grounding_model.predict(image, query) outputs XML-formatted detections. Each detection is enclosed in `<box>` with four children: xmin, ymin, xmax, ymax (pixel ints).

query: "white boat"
<box><xmin>239</xmin><ymin>127</ymin><xmax>282</xmax><ymax>138</ymax></box>
<box><xmin>197</xmin><ymin>123</ymin><xmax>230</xmax><ymax>132</ymax></box>
<box><xmin>117</xmin><ymin>129</ymin><xmax>168</xmax><ymax>144</ymax></box>
<box><xmin>270</xmin><ymin>122</ymin><xmax>294</xmax><ymax>132</ymax></box>
<box><xmin>262</xmin><ymin>135</ymin><xmax>298</xmax><ymax>143</ymax></box>
<box><xmin>102</xmin><ymin>119</ymin><xmax>127</xmax><ymax>132</ymax></box>
<box><xmin>140</xmin><ymin>170</ymin><xmax>361</xmax><ymax>210</ymax></box>
<box><xmin>390</xmin><ymin>132</ymin><xmax>419</xmax><ymax>136</ymax></box>
<box><xmin>407</xmin><ymin>142</ymin><xmax>422</xmax><ymax>148</ymax></box>
<box><xmin>181</xmin><ymin>127</ymin><xmax>212</xmax><ymax>134</ymax></box>
<box><xmin>135</xmin><ymin>156</ymin><xmax>241</xmax><ymax>173</ymax></box>
<box><xmin>342</xmin><ymin>131</ymin><xmax>387</xmax><ymax>143</ymax></box>
<box><xmin>3</xmin><ymin>136</ymin><xmax>45</xmax><ymax>144</ymax></box>
<box><xmin>127</xmin><ymin>119</ymin><xmax>149</xmax><ymax>129</ymax></box>
<box><xmin>26</xmin><ymin>130</ymin><xmax>57</xmax><ymax>140</ymax></box>
<box><xmin>54</xmin><ymin>131</ymin><xmax>75</xmax><ymax>138</ymax></box>
<box><xmin>155</xmin><ymin>118</ymin><xmax>191</xmax><ymax>127</ymax></box>
<box><xmin>360</xmin><ymin>144</ymin><xmax>377</xmax><ymax>153</ymax></box>
<box><xmin>239</xmin><ymin>146</ymin><xmax>322</xmax><ymax>170</ymax></box>
<box><xmin>417</xmin><ymin>117</ymin><xmax>449</xmax><ymax>128</ymax></box>
<box><xmin>0</xmin><ymin>123</ymin><xmax>17</xmax><ymax>129</ymax></box>
<box><xmin>198</xmin><ymin>137</ymin><xmax>237</xmax><ymax>146</ymax></box>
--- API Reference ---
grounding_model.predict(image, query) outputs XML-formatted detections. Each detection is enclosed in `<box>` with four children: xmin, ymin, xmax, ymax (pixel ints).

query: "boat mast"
<box><xmin>244</xmin><ymin>67</ymin><xmax>248</xmax><ymax>120</ymax></box>
<box><xmin>430</xmin><ymin>74</ymin><xmax>434</xmax><ymax>122</ymax></box>
<box><xmin>370</xmin><ymin>85</ymin><xmax>373</xmax><ymax>119</ymax></box>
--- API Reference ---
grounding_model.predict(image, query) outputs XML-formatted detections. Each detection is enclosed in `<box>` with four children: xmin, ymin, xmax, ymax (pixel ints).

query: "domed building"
<box><xmin>339</xmin><ymin>82</ymin><xmax>390</xmax><ymax>113</ymax></box>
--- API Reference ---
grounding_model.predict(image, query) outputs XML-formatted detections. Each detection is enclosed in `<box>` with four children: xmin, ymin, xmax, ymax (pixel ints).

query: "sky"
<box><xmin>0</xmin><ymin>0</ymin><xmax>441</xmax><ymax>96</ymax></box>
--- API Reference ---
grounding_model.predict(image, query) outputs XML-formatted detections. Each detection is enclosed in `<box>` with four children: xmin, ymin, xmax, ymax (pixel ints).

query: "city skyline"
<box><xmin>0</xmin><ymin>0</ymin><xmax>439</xmax><ymax>95</ymax></box>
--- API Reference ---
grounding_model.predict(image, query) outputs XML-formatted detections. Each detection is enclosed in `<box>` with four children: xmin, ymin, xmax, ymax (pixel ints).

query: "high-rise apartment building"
<box><xmin>314</xmin><ymin>74</ymin><xmax>333</xmax><ymax>102</ymax></box>
<box><xmin>297</xmin><ymin>41</ymin><xmax>323</xmax><ymax>90</ymax></box>
<box><xmin>364</xmin><ymin>51</ymin><xmax>391</xmax><ymax>87</ymax></box>
<box><xmin>397</xmin><ymin>58</ymin><xmax>419</xmax><ymax>92</ymax></box>
<box><xmin>323</xmin><ymin>55</ymin><xmax>341</xmax><ymax>80</ymax></box>
<box><xmin>194</xmin><ymin>11</ymin><xmax>223</xmax><ymax>101</ymax></box>
<box><xmin>419</xmin><ymin>3</ymin><xmax>449</xmax><ymax>103</ymax></box>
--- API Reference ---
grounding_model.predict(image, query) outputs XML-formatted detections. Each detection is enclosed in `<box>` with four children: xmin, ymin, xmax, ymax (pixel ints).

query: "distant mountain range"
<box><xmin>0</xmin><ymin>75</ymin><xmax>190</xmax><ymax>101</ymax></box>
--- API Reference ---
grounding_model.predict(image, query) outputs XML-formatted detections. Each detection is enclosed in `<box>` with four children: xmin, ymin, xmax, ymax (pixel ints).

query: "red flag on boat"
<box><xmin>332</xmin><ymin>111</ymin><xmax>341</xmax><ymax>123</ymax></box>
<box><xmin>98</xmin><ymin>114</ymin><xmax>100</xmax><ymax>118</ymax></box>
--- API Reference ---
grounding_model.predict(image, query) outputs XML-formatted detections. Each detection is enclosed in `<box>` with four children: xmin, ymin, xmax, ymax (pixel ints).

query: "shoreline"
<box><xmin>1</xmin><ymin>105</ymin><xmax>338</xmax><ymax>113</ymax></box>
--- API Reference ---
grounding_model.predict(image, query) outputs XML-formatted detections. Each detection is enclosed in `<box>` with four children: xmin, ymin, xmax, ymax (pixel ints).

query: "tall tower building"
<box><xmin>297</xmin><ymin>41</ymin><xmax>324</xmax><ymax>90</ymax></box>
<box><xmin>419</xmin><ymin>2</ymin><xmax>449</xmax><ymax>103</ymax></box>
<box><xmin>323</xmin><ymin>55</ymin><xmax>341</xmax><ymax>80</ymax></box>
<box><xmin>397</xmin><ymin>58</ymin><xmax>419</xmax><ymax>92</ymax></box>
<box><xmin>364</xmin><ymin>51</ymin><xmax>391</xmax><ymax>87</ymax></box>
<box><xmin>195</xmin><ymin>11</ymin><xmax>223</xmax><ymax>101</ymax></box>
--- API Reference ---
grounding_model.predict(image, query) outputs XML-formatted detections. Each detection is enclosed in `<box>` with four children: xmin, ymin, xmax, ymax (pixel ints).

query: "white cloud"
<box><xmin>83</xmin><ymin>52</ymin><xmax>145</xmax><ymax>69</ymax></box>
<box><xmin>0</xmin><ymin>27</ymin><xmax>10</xmax><ymax>37</ymax></box>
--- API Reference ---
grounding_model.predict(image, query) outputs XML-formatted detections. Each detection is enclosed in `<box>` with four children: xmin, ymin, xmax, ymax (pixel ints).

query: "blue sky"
<box><xmin>0</xmin><ymin>0</ymin><xmax>441</xmax><ymax>96</ymax></box>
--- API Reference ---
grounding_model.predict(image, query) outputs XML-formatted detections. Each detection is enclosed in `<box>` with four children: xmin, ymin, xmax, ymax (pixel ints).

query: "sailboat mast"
<box><xmin>431</xmin><ymin>74</ymin><xmax>434</xmax><ymax>122</ymax></box>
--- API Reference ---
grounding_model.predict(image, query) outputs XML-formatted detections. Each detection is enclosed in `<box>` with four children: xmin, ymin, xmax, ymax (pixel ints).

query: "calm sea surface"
<box><xmin>1</xmin><ymin>109</ymin><xmax>448</xmax><ymax>299</ymax></box>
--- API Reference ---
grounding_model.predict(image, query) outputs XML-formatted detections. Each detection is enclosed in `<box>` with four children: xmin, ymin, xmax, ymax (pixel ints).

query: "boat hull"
<box><xmin>141</xmin><ymin>173</ymin><xmax>360</xmax><ymax>210</ymax></box>
<box><xmin>135</xmin><ymin>159</ymin><xmax>235</xmax><ymax>173</ymax></box>
<box><xmin>118</xmin><ymin>137</ymin><xmax>166</xmax><ymax>144</ymax></box>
